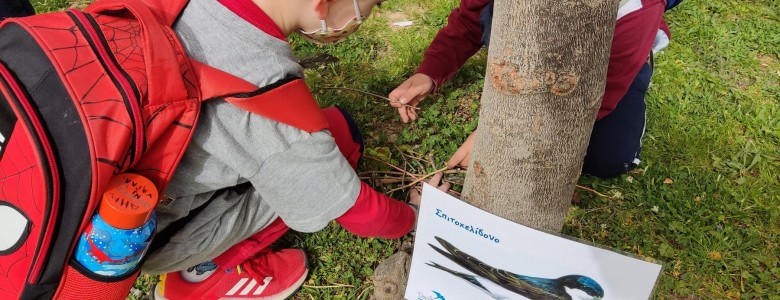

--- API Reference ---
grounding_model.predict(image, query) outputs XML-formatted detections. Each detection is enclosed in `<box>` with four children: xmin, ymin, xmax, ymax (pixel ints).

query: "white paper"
<box><xmin>392</xmin><ymin>21</ymin><xmax>414</xmax><ymax>27</ymax></box>
<box><xmin>405</xmin><ymin>184</ymin><xmax>662</xmax><ymax>300</ymax></box>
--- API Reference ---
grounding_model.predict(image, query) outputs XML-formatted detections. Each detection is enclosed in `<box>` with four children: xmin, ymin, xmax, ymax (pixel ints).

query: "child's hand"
<box><xmin>389</xmin><ymin>73</ymin><xmax>434</xmax><ymax>123</ymax></box>
<box><xmin>446</xmin><ymin>130</ymin><xmax>477</xmax><ymax>169</ymax></box>
<box><xmin>408</xmin><ymin>173</ymin><xmax>450</xmax><ymax>231</ymax></box>
<box><xmin>409</xmin><ymin>173</ymin><xmax>451</xmax><ymax>207</ymax></box>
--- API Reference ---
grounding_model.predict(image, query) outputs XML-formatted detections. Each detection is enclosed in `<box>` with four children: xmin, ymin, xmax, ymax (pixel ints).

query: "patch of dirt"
<box><xmin>731</xmin><ymin>54</ymin><xmax>778</xmax><ymax>89</ymax></box>
<box><xmin>373</xmin><ymin>117</ymin><xmax>404</xmax><ymax>144</ymax></box>
<box><xmin>376</xmin><ymin>5</ymin><xmax>425</xmax><ymax>31</ymax></box>
<box><xmin>383</xmin><ymin>11</ymin><xmax>410</xmax><ymax>26</ymax></box>
<box><xmin>756</xmin><ymin>53</ymin><xmax>778</xmax><ymax>68</ymax></box>
<box><xmin>374</xmin><ymin>42</ymin><xmax>394</xmax><ymax>62</ymax></box>
<box><xmin>455</xmin><ymin>93</ymin><xmax>480</xmax><ymax>120</ymax></box>
<box><xmin>734</xmin><ymin>75</ymin><xmax>754</xmax><ymax>89</ymax></box>
<box><xmin>69</xmin><ymin>0</ymin><xmax>92</xmax><ymax>9</ymax></box>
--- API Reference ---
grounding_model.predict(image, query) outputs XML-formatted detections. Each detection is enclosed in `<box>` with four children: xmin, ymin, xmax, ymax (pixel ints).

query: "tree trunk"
<box><xmin>461</xmin><ymin>0</ymin><xmax>619</xmax><ymax>232</ymax></box>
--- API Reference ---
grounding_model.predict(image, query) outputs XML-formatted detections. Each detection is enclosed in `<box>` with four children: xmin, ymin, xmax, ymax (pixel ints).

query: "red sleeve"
<box><xmin>598</xmin><ymin>1</ymin><xmax>665</xmax><ymax>120</ymax></box>
<box><xmin>335</xmin><ymin>181</ymin><xmax>415</xmax><ymax>239</ymax></box>
<box><xmin>416</xmin><ymin>0</ymin><xmax>491</xmax><ymax>91</ymax></box>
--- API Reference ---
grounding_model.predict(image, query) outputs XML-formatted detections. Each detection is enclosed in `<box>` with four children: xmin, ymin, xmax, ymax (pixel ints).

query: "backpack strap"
<box><xmin>137</xmin><ymin>0</ymin><xmax>189</xmax><ymax>26</ymax></box>
<box><xmin>88</xmin><ymin>0</ymin><xmax>328</xmax><ymax>133</ymax></box>
<box><xmin>191</xmin><ymin>60</ymin><xmax>329</xmax><ymax>133</ymax></box>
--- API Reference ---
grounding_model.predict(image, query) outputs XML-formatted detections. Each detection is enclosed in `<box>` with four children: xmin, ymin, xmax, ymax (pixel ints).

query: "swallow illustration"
<box><xmin>427</xmin><ymin>262</ymin><xmax>509</xmax><ymax>300</ymax></box>
<box><xmin>428</xmin><ymin>236</ymin><xmax>604</xmax><ymax>300</ymax></box>
<box><xmin>432</xmin><ymin>290</ymin><xmax>446</xmax><ymax>300</ymax></box>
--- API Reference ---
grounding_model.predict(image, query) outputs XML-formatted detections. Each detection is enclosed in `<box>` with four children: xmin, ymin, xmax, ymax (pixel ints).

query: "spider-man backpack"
<box><xmin>0</xmin><ymin>0</ymin><xmax>327</xmax><ymax>299</ymax></box>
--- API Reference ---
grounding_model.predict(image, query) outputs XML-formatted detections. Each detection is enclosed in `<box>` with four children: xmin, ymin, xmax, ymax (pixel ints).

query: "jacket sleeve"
<box><xmin>598</xmin><ymin>0</ymin><xmax>666</xmax><ymax>119</ymax></box>
<box><xmin>336</xmin><ymin>181</ymin><xmax>415</xmax><ymax>239</ymax></box>
<box><xmin>416</xmin><ymin>0</ymin><xmax>491</xmax><ymax>91</ymax></box>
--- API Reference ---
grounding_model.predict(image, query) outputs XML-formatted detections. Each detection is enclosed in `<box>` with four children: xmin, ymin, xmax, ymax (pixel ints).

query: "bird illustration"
<box><xmin>427</xmin><ymin>236</ymin><xmax>605</xmax><ymax>300</ymax></box>
<box><xmin>426</xmin><ymin>262</ymin><xmax>509</xmax><ymax>300</ymax></box>
<box><xmin>432</xmin><ymin>290</ymin><xmax>447</xmax><ymax>300</ymax></box>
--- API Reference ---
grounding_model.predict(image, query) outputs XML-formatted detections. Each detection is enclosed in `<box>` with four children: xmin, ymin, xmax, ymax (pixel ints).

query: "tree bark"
<box><xmin>462</xmin><ymin>0</ymin><xmax>619</xmax><ymax>232</ymax></box>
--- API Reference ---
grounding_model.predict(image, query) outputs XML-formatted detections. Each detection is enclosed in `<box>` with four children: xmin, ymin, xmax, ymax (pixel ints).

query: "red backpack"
<box><xmin>0</xmin><ymin>0</ymin><xmax>327</xmax><ymax>299</ymax></box>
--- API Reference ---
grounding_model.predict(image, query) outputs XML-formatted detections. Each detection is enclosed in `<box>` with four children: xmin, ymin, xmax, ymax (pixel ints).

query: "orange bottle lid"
<box><xmin>98</xmin><ymin>173</ymin><xmax>158</xmax><ymax>230</ymax></box>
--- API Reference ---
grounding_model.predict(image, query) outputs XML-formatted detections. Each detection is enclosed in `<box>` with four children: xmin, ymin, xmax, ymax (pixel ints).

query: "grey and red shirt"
<box><xmin>143</xmin><ymin>0</ymin><xmax>414</xmax><ymax>274</ymax></box>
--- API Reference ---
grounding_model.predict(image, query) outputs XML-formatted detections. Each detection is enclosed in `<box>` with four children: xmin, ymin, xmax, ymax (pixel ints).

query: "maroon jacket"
<box><xmin>416</xmin><ymin>0</ymin><xmax>671</xmax><ymax>120</ymax></box>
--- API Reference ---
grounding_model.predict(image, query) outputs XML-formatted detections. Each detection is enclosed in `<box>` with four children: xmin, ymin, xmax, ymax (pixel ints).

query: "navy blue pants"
<box><xmin>481</xmin><ymin>1</ymin><xmax>650</xmax><ymax>178</ymax></box>
<box><xmin>582</xmin><ymin>63</ymin><xmax>651</xmax><ymax>178</ymax></box>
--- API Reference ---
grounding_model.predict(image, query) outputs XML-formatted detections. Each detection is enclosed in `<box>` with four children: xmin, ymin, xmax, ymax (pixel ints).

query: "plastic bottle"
<box><xmin>74</xmin><ymin>173</ymin><xmax>158</xmax><ymax>277</ymax></box>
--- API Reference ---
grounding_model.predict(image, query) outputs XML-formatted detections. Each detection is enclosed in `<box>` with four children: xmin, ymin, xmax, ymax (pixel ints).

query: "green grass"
<box><xmin>30</xmin><ymin>0</ymin><xmax>779</xmax><ymax>299</ymax></box>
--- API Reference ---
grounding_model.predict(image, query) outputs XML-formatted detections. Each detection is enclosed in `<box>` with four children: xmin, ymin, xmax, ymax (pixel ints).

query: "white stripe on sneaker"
<box><xmin>226</xmin><ymin>278</ymin><xmax>249</xmax><ymax>296</ymax></box>
<box><xmin>252</xmin><ymin>277</ymin><xmax>273</xmax><ymax>295</ymax></box>
<box><xmin>239</xmin><ymin>279</ymin><xmax>257</xmax><ymax>296</ymax></box>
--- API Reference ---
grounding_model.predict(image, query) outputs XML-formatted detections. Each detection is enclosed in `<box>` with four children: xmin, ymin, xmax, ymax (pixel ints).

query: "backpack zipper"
<box><xmin>0</xmin><ymin>63</ymin><xmax>60</xmax><ymax>284</ymax></box>
<box><xmin>68</xmin><ymin>10</ymin><xmax>144</xmax><ymax>167</ymax></box>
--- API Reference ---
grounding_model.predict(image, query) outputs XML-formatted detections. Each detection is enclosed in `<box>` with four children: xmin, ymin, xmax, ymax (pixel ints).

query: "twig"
<box><xmin>365</xmin><ymin>155</ymin><xmax>421</xmax><ymax>180</ymax></box>
<box><xmin>399</xmin><ymin>146</ymin><xmax>412</xmax><ymax>187</ymax></box>
<box><xmin>584</xmin><ymin>206</ymin><xmax>611</xmax><ymax>213</ymax></box>
<box><xmin>372</xmin><ymin>178</ymin><xmax>409</xmax><ymax>184</ymax></box>
<box><xmin>442</xmin><ymin>169</ymin><xmax>466</xmax><ymax>175</ymax></box>
<box><xmin>302</xmin><ymin>283</ymin><xmax>354</xmax><ymax>289</ymax></box>
<box><xmin>356</xmin><ymin>287</ymin><xmax>370</xmax><ymax>300</ymax></box>
<box><xmin>427</xmin><ymin>154</ymin><xmax>437</xmax><ymax>171</ymax></box>
<box><xmin>322</xmin><ymin>86</ymin><xmax>421</xmax><ymax>110</ymax></box>
<box><xmin>576</xmin><ymin>184</ymin><xmax>614</xmax><ymax>199</ymax></box>
<box><xmin>358</xmin><ymin>170</ymin><xmax>406</xmax><ymax>176</ymax></box>
<box><xmin>396</xmin><ymin>146</ymin><xmax>425</xmax><ymax>166</ymax></box>
<box><xmin>386</xmin><ymin>166</ymin><xmax>450</xmax><ymax>193</ymax></box>
<box><xmin>443</xmin><ymin>178</ymin><xmax>464</xmax><ymax>186</ymax></box>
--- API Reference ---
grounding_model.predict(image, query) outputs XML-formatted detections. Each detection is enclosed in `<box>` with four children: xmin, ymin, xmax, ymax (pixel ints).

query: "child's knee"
<box><xmin>582</xmin><ymin>150</ymin><xmax>639</xmax><ymax>179</ymax></box>
<box><xmin>322</xmin><ymin>106</ymin><xmax>364</xmax><ymax>168</ymax></box>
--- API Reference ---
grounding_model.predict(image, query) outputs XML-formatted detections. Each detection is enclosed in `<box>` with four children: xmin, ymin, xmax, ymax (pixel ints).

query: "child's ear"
<box><xmin>313</xmin><ymin>0</ymin><xmax>330</xmax><ymax>19</ymax></box>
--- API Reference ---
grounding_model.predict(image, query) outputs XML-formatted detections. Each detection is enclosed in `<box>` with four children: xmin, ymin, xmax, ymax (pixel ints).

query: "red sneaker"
<box><xmin>154</xmin><ymin>249</ymin><xmax>309</xmax><ymax>300</ymax></box>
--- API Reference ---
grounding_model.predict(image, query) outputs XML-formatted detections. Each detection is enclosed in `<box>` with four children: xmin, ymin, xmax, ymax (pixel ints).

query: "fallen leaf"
<box><xmin>725</xmin><ymin>290</ymin><xmax>740</xmax><ymax>299</ymax></box>
<box><xmin>708</xmin><ymin>251</ymin><xmax>722</xmax><ymax>260</ymax></box>
<box><xmin>663</xmin><ymin>178</ymin><xmax>674</xmax><ymax>184</ymax></box>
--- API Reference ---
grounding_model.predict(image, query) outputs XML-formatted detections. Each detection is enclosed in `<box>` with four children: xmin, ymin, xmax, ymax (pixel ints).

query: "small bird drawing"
<box><xmin>432</xmin><ymin>290</ymin><xmax>447</xmax><ymax>300</ymax></box>
<box><xmin>427</xmin><ymin>236</ymin><xmax>605</xmax><ymax>300</ymax></box>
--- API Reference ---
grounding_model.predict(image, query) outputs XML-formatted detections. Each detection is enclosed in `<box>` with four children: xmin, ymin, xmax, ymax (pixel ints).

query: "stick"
<box><xmin>397</xmin><ymin>147</ymin><xmax>426</xmax><ymax>166</ymax></box>
<box><xmin>322</xmin><ymin>87</ymin><xmax>421</xmax><ymax>110</ymax></box>
<box><xmin>427</xmin><ymin>154</ymin><xmax>437</xmax><ymax>170</ymax></box>
<box><xmin>442</xmin><ymin>169</ymin><xmax>466</xmax><ymax>175</ymax></box>
<box><xmin>575</xmin><ymin>184</ymin><xmax>614</xmax><ymax>199</ymax></box>
<box><xmin>302</xmin><ymin>283</ymin><xmax>354</xmax><ymax>289</ymax></box>
<box><xmin>372</xmin><ymin>178</ymin><xmax>408</xmax><ymax>184</ymax></box>
<box><xmin>358</xmin><ymin>170</ymin><xmax>406</xmax><ymax>176</ymax></box>
<box><xmin>365</xmin><ymin>155</ymin><xmax>421</xmax><ymax>180</ymax></box>
<box><xmin>386</xmin><ymin>166</ymin><xmax>450</xmax><ymax>193</ymax></box>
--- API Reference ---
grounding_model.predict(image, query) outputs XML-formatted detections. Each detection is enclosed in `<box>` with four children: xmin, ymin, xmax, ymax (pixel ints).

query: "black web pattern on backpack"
<box><xmin>0</xmin><ymin>139</ymin><xmax>38</xmax><ymax>295</ymax></box>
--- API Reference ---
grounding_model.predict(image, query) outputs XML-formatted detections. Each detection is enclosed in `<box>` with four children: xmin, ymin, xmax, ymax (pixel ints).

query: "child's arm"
<box><xmin>335</xmin><ymin>182</ymin><xmax>416</xmax><ymax>239</ymax></box>
<box><xmin>415</xmin><ymin>0</ymin><xmax>490</xmax><ymax>90</ymax></box>
<box><xmin>598</xmin><ymin>2</ymin><xmax>666</xmax><ymax>120</ymax></box>
<box><xmin>336</xmin><ymin>174</ymin><xmax>451</xmax><ymax>239</ymax></box>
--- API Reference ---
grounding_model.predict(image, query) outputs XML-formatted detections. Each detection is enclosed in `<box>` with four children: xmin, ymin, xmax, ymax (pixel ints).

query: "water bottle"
<box><xmin>74</xmin><ymin>173</ymin><xmax>158</xmax><ymax>277</ymax></box>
